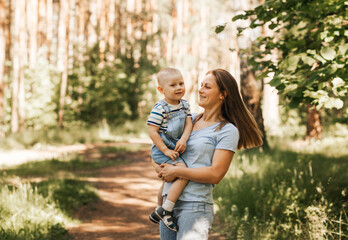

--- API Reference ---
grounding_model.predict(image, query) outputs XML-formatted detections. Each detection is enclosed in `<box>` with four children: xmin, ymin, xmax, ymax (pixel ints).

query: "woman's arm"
<box><xmin>151</xmin><ymin>159</ymin><xmax>162</xmax><ymax>174</ymax></box>
<box><xmin>159</xmin><ymin>149</ymin><xmax>234</xmax><ymax>184</ymax></box>
<box><xmin>151</xmin><ymin>159</ymin><xmax>177</xmax><ymax>182</ymax></box>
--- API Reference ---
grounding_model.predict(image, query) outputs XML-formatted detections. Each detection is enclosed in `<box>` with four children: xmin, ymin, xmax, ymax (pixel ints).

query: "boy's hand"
<box><xmin>174</xmin><ymin>139</ymin><xmax>187</xmax><ymax>153</ymax></box>
<box><xmin>164</xmin><ymin>149</ymin><xmax>179</xmax><ymax>161</ymax></box>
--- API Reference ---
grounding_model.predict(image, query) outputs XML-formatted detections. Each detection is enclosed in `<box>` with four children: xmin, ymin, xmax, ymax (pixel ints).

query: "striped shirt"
<box><xmin>147</xmin><ymin>100</ymin><xmax>191</xmax><ymax>132</ymax></box>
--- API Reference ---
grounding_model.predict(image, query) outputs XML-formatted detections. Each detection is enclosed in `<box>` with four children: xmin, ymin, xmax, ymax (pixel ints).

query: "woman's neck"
<box><xmin>201</xmin><ymin>107</ymin><xmax>224</xmax><ymax>123</ymax></box>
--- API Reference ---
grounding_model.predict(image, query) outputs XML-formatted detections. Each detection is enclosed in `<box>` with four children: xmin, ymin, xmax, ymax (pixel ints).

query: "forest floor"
<box><xmin>1</xmin><ymin>142</ymin><xmax>225</xmax><ymax>240</ymax></box>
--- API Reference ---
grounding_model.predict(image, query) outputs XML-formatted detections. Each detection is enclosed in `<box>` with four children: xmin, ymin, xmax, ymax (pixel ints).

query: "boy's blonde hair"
<box><xmin>156</xmin><ymin>68</ymin><xmax>183</xmax><ymax>86</ymax></box>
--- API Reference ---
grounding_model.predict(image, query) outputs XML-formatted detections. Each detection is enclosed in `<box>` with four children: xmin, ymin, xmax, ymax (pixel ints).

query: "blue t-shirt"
<box><xmin>163</xmin><ymin>114</ymin><xmax>239</xmax><ymax>204</ymax></box>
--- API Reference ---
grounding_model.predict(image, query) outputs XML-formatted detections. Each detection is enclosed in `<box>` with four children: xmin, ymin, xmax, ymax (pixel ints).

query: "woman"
<box><xmin>153</xmin><ymin>69</ymin><xmax>263</xmax><ymax>239</ymax></box>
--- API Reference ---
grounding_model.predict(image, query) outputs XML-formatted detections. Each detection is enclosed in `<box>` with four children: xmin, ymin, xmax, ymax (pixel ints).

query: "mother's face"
<box><xmin>198</xmin><ymin>74</ymin><xmax>224</xmax><ymax>109</ymax></box>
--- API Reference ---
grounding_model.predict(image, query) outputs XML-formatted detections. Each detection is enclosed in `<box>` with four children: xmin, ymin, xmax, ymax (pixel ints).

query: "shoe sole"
<box><xmin>155</xmin><ymin>211</ymin><xmax>178</xmax><ymax>232</ymax></box>
<box><xmin>149</xmin><ymin>214</ymin><xmax>160</xmax><ymax>224</ymax></box>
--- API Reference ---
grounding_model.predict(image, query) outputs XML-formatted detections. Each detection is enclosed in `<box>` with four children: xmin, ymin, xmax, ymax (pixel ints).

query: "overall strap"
<box><xmin>158</xmin><ymin>100</ymin><xmax>172</xmax><ymax>119</ymax></box>
<box><xmin>180</xmin><ymin>99</ymin><xmax>189</xmax><ymax>111</ymax></box>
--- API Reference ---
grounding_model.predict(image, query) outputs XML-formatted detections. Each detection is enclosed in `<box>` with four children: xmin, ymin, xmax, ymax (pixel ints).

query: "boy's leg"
<box><xmin>157</xmin><ymin>182</ymin><xmax>164</xmax><ymax>206</ymax></box>
<box><xmin>155</xmin><ymin>162</ymin><xmax>188</xmax><ymax>232</ymax></box>
<box><xmin>149</xmin><ymin>182</ymin><xmax>164</xmax><ymax>224</ymax></box>
<box><xmin>166</xmin><ymin>162</ymin><xmax>188</xmax><ymax>203</ymax></box>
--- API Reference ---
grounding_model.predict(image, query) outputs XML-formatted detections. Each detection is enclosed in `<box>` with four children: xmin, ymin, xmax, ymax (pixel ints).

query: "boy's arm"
<box><xmin>174</xmin><ymin>116</ymin><xmax>192</xmax><ymax>153</ymax></box>
<box><xmin>148</xmin><ymin>124</ymin><xmax>179</xmax><ymax>160</ymax></box>
<box><xmin>180</xmin><ymin>116</ymin><xmax>193</xmax><ymax>142</ymax></box>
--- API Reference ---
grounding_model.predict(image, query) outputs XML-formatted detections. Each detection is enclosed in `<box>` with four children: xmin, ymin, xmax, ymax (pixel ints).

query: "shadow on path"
<box><xmin>69</xmin><ymin>149</ymin><xmax>161</xmax><ymax>240</ymax></box>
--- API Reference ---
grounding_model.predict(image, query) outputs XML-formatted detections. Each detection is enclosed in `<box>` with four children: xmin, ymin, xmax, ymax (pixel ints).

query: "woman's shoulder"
<box><xmin>220</xmin><ymin>122</ymin><xmax>239</xmax><ymax>135</ymax></box>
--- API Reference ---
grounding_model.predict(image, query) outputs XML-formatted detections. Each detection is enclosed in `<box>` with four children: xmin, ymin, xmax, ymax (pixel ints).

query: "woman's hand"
<box><xmin>158</xmin><ymin>163</ymin><xmax>177</xmax><ymax>182</ymax></box>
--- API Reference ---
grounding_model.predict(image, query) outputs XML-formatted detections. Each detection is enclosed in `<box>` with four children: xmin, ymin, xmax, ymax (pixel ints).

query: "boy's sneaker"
<box><xmin>155</xmin><ymin>207</ymin><xmax>178</xmax><ymax>232</ymax></box>
<box><xmin>149</xmin><ymin>209</ymin><xmax>160</xmax><ymax>224</ymax></box>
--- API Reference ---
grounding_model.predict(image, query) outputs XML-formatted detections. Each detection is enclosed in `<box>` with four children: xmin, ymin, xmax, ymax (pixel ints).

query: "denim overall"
<box><xmin>151</xmin><ymin>99</ymin><xmax>189</xmax><ymax>165</ymax></box>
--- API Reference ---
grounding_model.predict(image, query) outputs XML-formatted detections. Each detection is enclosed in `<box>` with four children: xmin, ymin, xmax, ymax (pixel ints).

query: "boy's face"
<box><xmin>158</xmin><ymin>76</ymin><xmax>186</xmax><ymax>105</ymax></box>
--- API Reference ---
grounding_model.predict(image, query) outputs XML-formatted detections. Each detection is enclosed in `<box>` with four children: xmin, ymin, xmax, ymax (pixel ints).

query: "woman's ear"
<box><xmin>219</xmin><ymin>90</ymin><xmax>227</xmax><ymax>100</ymax></box>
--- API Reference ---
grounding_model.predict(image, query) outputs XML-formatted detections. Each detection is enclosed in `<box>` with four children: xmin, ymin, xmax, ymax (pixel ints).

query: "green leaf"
<box><xmin>284</xmin><ymin>84</ymin><xmax>298</xmax><ymax>94</ymax></box>
<box><xmin>288</xmin><ymin>56</ymin><xmax>300</xmax><ymax>71</ymax></box>
<box><xmin>280</xmin><ymin>55</ymin><xmax>300</xmax><ymax>72</ymax></box>
<box><xmin>301</xmin><ymin>55</ymin><xmax>316</xmax><ymax>66</ymax></box>
<box><xmin>215</xmin><ymin>24</ymin><xmax>226</xmax><ymax>34</ymax></box>
<box><xmin>269</xmin><ymin>77</ymin><xmax>282</xmax><ymax>87</ymax></box>
<box><xmin>338</xmin><ymin>43</ymin><xmax>348</xmax><ymax>55</ymax></box>
<box><xmin>232</xmin><ymin>14</ymin><xmax>248</xmax><ymax>21</ymax></box>
<box><xmin>289</xmin><ymin>97</ymin><xmax>301</xmax><ymax>108</ymax></box>
<box><xmin>320</xmin><ymin>47</ymin><xmax>336</xmax><ymax>60</ymax></box>
<box><xmin>268</xmin><ymin>23</ymin><xmax>278</xmax><ymax>30</ymax></box>
<box><xmin>323</xmin><ymin>98</ymin><xmax>344</xmax><ymax>109</ymax></box>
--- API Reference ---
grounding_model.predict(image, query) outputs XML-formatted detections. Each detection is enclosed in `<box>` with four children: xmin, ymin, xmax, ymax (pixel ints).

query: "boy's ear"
<box><xmin>157</xmin><ymin>86</ymin><xmax>164</xmax><ymax>94</ymax></box>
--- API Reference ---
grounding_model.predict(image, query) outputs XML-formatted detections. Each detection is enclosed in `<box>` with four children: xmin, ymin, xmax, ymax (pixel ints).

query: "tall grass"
<box><xmin>214</xmin><ymin>146</ymin><xmax>348</xmax><ymax>239</ymax></box>
<box><xmin>0</xmin><ymin>179</ymin><xmax>99</xmax><ymax>240</ymax></box>
<box><xmin>0</xmin><ymin>183</ymin><xmax>75</xmax><ymax>240</ymax></box>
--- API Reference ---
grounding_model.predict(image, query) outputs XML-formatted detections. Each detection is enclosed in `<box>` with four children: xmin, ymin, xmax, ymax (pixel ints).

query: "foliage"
<box><xmin>214</xmin><ymin>147</ymin><xmax>348</xmax><ymax>239</ymax></box>
<box><xmin>24</xmin><ymin>51</ymin><xmax>60</xmax><ymax>130</ymax></box>
<box><xmin>2</xmin><ymin>49</ymin><xmax>60</xmax><ymax>133</ymax></box>
<box><xmin>229</xmin><ymin>0</ymin><xmax>347</xmax><ymax>110</ymax></box>
<box><xmin>65</xmin><ymin>43</ymin><xmax>158</xmax><ymax>125</ymax></box>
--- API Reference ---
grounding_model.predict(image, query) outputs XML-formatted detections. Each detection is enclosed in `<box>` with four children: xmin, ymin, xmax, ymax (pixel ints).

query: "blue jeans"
<box><xmin>160</xmin><ymin>200</ymin><xmax>214</xmax><ymax>240</ymax></box>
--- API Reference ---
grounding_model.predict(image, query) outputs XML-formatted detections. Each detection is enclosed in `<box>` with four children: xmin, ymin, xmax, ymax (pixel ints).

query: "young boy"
<box><xmin>147</xmin><ymin>68</ymin><xmax>192</xmax><ymax>232</ymax></box>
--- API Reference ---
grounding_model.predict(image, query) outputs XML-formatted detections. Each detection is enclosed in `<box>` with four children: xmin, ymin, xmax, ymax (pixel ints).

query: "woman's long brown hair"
<box><xmin>197</xmin><ymin>69</ymin><xmax>263</xmax><ymax>150</ymax></box>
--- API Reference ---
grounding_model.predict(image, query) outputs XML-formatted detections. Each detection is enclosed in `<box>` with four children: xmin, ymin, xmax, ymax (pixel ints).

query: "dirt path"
<box><xmin>69</xmin><ymin>149</ymin><xmax>162</xmax><ymax>240</ymax></box>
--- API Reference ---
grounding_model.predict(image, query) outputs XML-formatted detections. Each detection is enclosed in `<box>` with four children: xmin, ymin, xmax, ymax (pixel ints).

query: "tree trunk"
<box><xmin>12</xmin><ymin>0</ymin><xmax>27</xmax><ymax>133</ymax></box>
<box><xmin>58</xmin><ymin>0</ymin><xmax>70</xmax><ymax>128</ymax></box>
<box><xmin>107</xmin><ymin>0</ymin><xmax>116</xmax><ymax>55</ymax></box>
<box><xmin>126</xmin><ymin>0</ymin><xmax>135</xmax><ymax>53</ymax></box>
<box><xmin>306</xmin><ymin>105</ymin><xmax>322</xmax><ymax>140</ymax></box>
<box><xmin>27</xmin><ymin>0</ymin><xmax>38</xmax><ymax>68</ymax></box>
<box><xmin>4</xmin><ymin>0</ymin><xmax>11</xmax><ymax>76</ymax></box>
<box><xmin>240</xmin><ymin>60</ymin><xmax>268</xmax><ymax>148</ymax></box>
<box><xmin>46</xmin><ymin>0</ymin><xmax>53</xmax><ymax>61</ymax></box>
<box><xmin>87</xmin><ymin>0</ymin><xmax>97</xmax><ymax>49</ymax></box>
<box><xmin>38</xmin><ymin>0</ymin><xmax>46</xmax><ymax>48</ymax></box>
<box><xmin>261</xmin><ymin>20</ymin><xmax>280</xmax><ymax>135</ymax></box>
<box><xmin>115</xmin><ymin>0</ymin><xmax>122</xmax><ymax>54</ymax></box>
<box><xmin>0</xmin><ymin>0</ymin><xmax>6</xmax><ymax>126</ymax></box>
<box><xmin>98</xmin><ymin>0</ymin><xmax>109</xmax><ymax>67</ymax></box>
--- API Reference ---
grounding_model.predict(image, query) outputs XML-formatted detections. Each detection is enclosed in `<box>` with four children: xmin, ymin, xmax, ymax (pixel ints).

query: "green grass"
<box><xmin>0</xmin><ymin>183</ymin><xmax>78</xmax><ymax>240</ymax></box>
<box><xmin>0</xmin><ymin>119</ymin><xmax>149</xmax><ymax>150</ymax></box>
<box><xmin>0</xmin><ymin>154</ymin><xmax>126</xmax><ymax>178</ymax></box>
<box><xmin>213</xmin><ymin>146</ymin><xmax>348</xmax><ymax>239</ymax></box>
<box><xmin>34</xmin><ymin>179</ymin><xmax>99</xmax><ymax>216</ymax></box>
